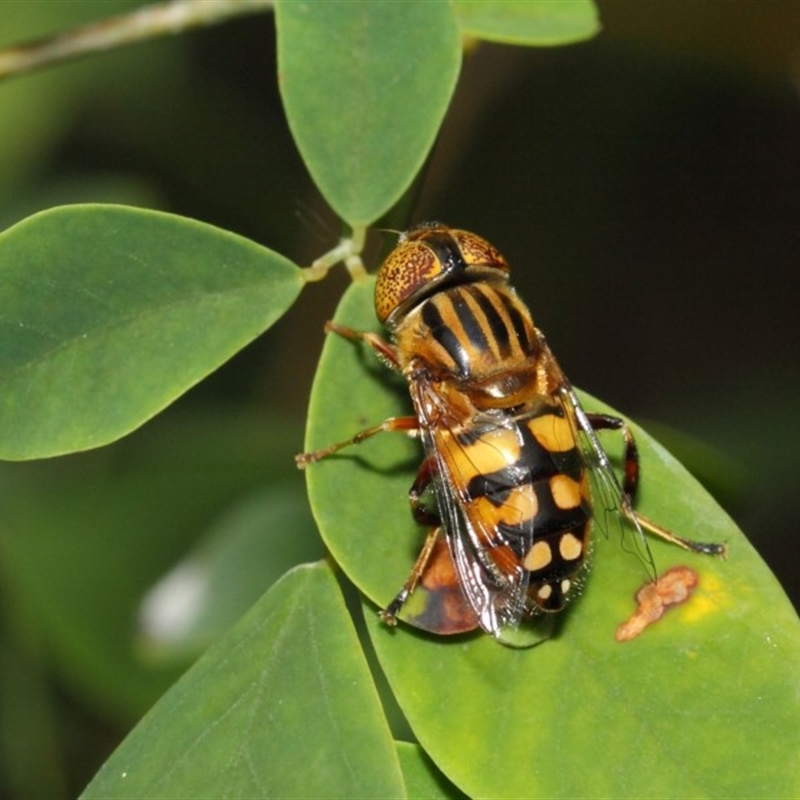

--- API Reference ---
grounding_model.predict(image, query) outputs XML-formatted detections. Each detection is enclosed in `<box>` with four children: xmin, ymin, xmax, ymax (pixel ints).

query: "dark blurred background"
<box><xmin>0</xmin><ymin>1</ymin><xmax>798</xmax><ymax>796</ymax></box>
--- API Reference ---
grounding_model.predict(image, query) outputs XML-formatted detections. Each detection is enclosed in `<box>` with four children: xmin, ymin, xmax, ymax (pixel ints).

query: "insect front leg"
<box><xmin>588</xmin><ymin>413</ymin><xmax>726</xmax><ymax>557</ymax></box>
<box><xmin>295</xmin><ymin>320</ymin><xmax>414</xmax><ymax>467</ymax></box>
<box><xmin>323</xmin><ymin>320</ymin><xmax>401</xmax><ymax>370</ymax></box>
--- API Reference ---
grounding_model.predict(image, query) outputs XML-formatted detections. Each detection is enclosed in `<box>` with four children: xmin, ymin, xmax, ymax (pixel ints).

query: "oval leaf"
<box><xmin>303</xmin><ymin>279</ymin><xmax>421</xmax><ymax>615</ymax></box>
<box><xmin>275</xmin><ymin>0</ymin><xmax>461</xmax><ymax>226</ymax></box>
<box><xmin>454</xmin><ymin>0</ymin><xmax>600</xmax><ymax>45</ymax></box>
<box><xmin>396</xmin><ymin>742</ymin><xmax>466</xmax><ymax>800</ymax></box>
<box><xmin>0</xmin><ymin>205</ymin><xmax>303</xmax><ymax>459</ymax></box>
<box><xmin>368</xmin><ymin>516</ymin><xmax>800</xmax><ymax>798</ymax></box>
<box><xmin>304</xmin><ymin>278</ymin><xmax>800</xmax><ymax>798</ymax></box>
<box><xmin>81</xmin><ymin>561</ymin><xmax>405</xmax><ymax>799</ymax></box>
<box><xmin>0</xmin><ymin>412</ymin><xmax>306</xmax><ymax>722</ymax></box>
<box><xmin>138</xmin><ymin>484</ymin><xmax>321</xmax><ymax>662</ymax></box>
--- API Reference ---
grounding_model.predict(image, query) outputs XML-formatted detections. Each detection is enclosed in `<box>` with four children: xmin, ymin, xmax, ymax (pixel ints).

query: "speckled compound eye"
<box><xmin>373</xmin><ymin>223</ymin><xmax>510</xmax><ymax>328</ymax></box>
<box><xmin>447</xmin><ymin>228</ymin><xmax>509</xmax><ymax>274</ymax></box>
<box><xmin>373</xmin><ymin>237</ymin><xmax>443</xmax><ymax>326</ymax></box>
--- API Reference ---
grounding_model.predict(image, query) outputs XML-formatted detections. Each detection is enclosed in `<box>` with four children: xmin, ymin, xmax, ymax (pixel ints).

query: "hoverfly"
<box><xmin>297</xmin><ymin>224</ymin><xmax>725</xmax><ymax>646</ymax></box>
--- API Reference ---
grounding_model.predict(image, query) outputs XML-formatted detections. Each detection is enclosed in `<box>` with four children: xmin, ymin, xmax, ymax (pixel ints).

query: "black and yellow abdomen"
<box><xmin>439</xmin><ymin>400</ymin><xmax>591</xmax><ymax>614</ymax></box>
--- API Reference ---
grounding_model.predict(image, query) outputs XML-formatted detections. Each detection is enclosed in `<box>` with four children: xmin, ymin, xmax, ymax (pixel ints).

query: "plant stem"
<box><xmin>0</xmin><ymin>0</ymin><xmax>273</xmax><ymax>81</ymax></box>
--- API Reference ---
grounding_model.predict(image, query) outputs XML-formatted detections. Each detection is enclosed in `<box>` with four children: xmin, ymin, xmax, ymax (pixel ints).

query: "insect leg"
<box><xmin>635</xmin><ymin>514</ymin><xmax>727</xmax><ymax>557</ymax></box>
<box><xmin>380</xmin><ymin>526</ymin><xmax>441</xmax><ymax>626</ymax></box>
<box><xmin>380</xmin><ymin>457</ymin><xmax>442</xmax><ymax>625</ymax></box>
<box><xmin>409</xmin><ymin>456</ymin><xmax>439</xmax><ymax>525</ymax></box>
<box><xmin>586</xmin><ymin>413</ymin><xmax>639</xmax><ymax>501</ymax></box>
<box><xmin>324</xmin><ymin>320</ymin><xmax>400</xmax><ymax>369</ymax></box>
<box><xmin>295</xmin><ymin>416</ymin><xmax>419</xmax><ymax>467</ymax></box>
<box><xmin>587</xmin><ymin>413</ymin><xmax>726</xmax><ymax>557</ymax></box>
<box><xmin>296</xmin><ymin>321</ymin><xmax>411</xmax><ymax>467</ymax></box>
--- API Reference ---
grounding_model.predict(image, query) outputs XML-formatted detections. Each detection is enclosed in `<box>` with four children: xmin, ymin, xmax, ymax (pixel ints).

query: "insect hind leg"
<box><xmin>408</xmin><ymin>456</ymin><xmax>440</xmax><ymax>525</ymax></box>
<box><xmin>588</xmin><ymin>413</ymin><xmax>726</xmax><ymax>558</ymax></box>
<box><xmin>636</xmin><ymin>513</ymin><xmax>727</xmax><ymax>557</ymax></box>
<box><xmin>587</xmin><ymin>413</ymin><xmax>640</xmax><ymax>501</ymax></box>
<box><xmin>381</xmin><ymin>457</ymin><xmax>443</xmax><ymax>624</ymax></box>
<box><xmin>380</xmin><ymin>526</ymin><xmax>441</xmax><ymax>626</ymax></box>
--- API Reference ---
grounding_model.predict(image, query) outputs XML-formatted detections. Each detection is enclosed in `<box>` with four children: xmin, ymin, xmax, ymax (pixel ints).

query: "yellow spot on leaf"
<box><xmin>679</xmin><ymin>570</ymin><xmax>727</xmax><ymax>623</ymax></box>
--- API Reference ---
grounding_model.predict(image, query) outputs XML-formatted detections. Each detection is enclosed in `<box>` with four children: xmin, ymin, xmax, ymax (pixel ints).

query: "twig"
<box><xmin>0</xmin><ymin>0</ymin><xmax>273</xmax><ymax>82</ymax></box>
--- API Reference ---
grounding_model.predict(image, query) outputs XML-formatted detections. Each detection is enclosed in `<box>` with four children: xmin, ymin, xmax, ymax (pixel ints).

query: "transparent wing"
<box><xmin>409</xmin><ymin>379</ymin><xmax>533</xmax><ymax>639</ymax></box>
<box><xmin>560</xmin><ymin>384</ymin><xmax>657</xmax><ymax>579</ymax></box>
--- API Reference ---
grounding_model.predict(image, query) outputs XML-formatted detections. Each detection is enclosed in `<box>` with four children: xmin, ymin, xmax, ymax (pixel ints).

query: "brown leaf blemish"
<box><xmin>615</xmin><ymin>566</ymin><xmax>699</xmax><ymax>642</ymax></box>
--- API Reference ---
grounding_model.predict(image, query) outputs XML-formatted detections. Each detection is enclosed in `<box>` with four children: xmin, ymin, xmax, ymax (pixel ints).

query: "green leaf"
<box><xmin>302</xmin><ymin>280</ymin><xmax>420</xmax><ymax>615</ymax></box>
<box><xmin>138</xmin><ymin>484</ymin><xmax>322</xmax><ymax>663</ymax></box>
<box><xmin>81</xmin><ymin>561</ymin><xmax>405</xmax><ymax>800</ymax></box>
<box><xmin>396</xmin><ymin>742</ymin><xmax>466</xmax><ymax>800</ymax></box>
<box><xmin>454</xmin><ymin>0</ymin><xmax>600</xmax><ymax>45</ymax></box>
<box><xmin>0</xmin><ymin>637</ymin><xmax>67</xmax><ymax>799</ymax></box>
<box><xmin>303</xmin><ymin>278</ymin><xmax>800</xmax><ymax>798</ymax></box>
<box><xmin>275</xmin><ymin>0</ymin><xmax>461</xmax><ymax>226</ymax></box>
<box><xmin>0</xmin><ymin>204</ymin><xmax>302</xmax><ymax>459</ymax></box>
<box><xmin>0</xmin><ymin>412</ymin><xmax>306</xmax><ymax>723</ymax></box>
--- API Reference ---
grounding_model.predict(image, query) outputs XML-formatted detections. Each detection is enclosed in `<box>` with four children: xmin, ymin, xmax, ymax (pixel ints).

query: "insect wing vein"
<box><xmin>410</xmin><ymin>378</ymin><xmax>532</xmax><ymax>636</ymax></box>
<box><xmin>561</xmin><ymin>386</ymin><xmax>657</xmax><ymax>579</ymax></box>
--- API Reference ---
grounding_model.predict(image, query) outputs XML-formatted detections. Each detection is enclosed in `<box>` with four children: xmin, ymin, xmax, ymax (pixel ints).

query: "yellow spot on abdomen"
<box><xmin>442</xmin><ymin>427</ymin><xmax>521</xmax><ymax>479</ymax></box>
<box><xmin>529</xmin><ymin>413</ymin><xmax>575</xmax><ymax>452</ymax></box>
<box><xmin>523</xmin><ymin>540</ymin><xmax>552</xmax><ymax>571</ymax></box>
<box><xmin>559</xmin><ymin>532</ymin><xmax>583</xmax><ymax>561</ymax></box>
<box><xmin>469</xmin><ymin>484</ymin><xmax>538</xmax><ymax>533</ymax></box>
<box><xmin>537</xmin><ymin>584</ymin><xmax>553</xmax><ymax>601</ymax></box>
<box><xmin>550</xmin><ymin>474</ymin><xmax>582</xmax><ymax>510</ymax></box>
